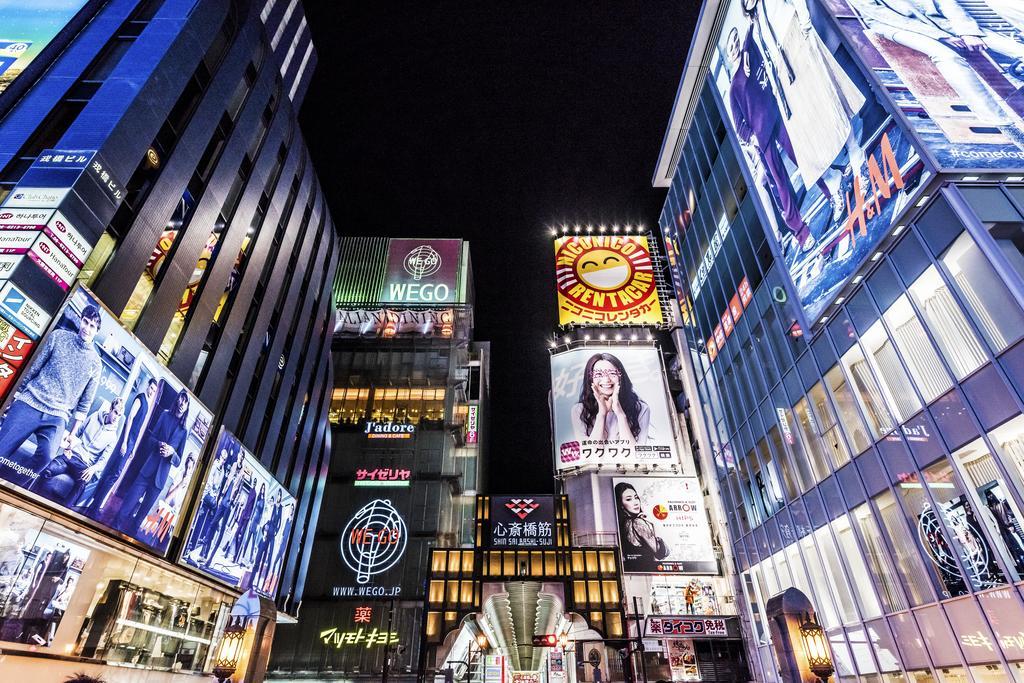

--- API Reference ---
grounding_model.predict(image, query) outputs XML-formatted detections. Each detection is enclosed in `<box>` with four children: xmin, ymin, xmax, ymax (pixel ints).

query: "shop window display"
<box><xmin>0</xmin><ymin>500</ymin><xmax>232</xmax><ymax>673</ymax></box>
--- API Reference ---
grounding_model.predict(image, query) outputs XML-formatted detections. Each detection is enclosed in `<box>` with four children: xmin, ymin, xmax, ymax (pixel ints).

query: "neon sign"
<box><xmin>320</xmin><ymin>627</ymin><xmax>399</xmax><ymax>649</ymax></box>
<box><xmin>364</xmin><ymin>421</ymin><xmax>416</xmax><ymax>439</ymax></box>
<box><xmin>466</xmin><ymin>405</ymin><xmax>479</xmax><ymax>444</ymax></box>
<box><xmin>340</xmin><ymin>499</ymin><xmax>408</xmax><ymax>584</ymax></box>
<box><xmin>355</xmin><ymin>468</ymin><xmax>411</xmax><ymax>487</ymax></box>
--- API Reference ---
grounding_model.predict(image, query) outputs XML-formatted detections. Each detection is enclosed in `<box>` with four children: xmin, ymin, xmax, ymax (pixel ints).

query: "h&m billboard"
<box><xmin>710</xmin><ymin>0</ymin><xmax>929</xmax><ymax>323</ymax></box>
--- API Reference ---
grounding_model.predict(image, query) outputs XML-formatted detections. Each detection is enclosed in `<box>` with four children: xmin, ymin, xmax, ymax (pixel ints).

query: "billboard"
<box><xmin>180</xmin><ymin>428</ymin><xmax>296</xmax><ymax>598</ymax></box>
<box><xmin>611</xmin><ymin>477</ymin><xmax>717</xmax><ymax>574</ymax></box>
<box><xmin>0</xmin><ymin>1</ymin><xmax>89</xmax><ymax>95</ymax></box>
<box><xmin>0</xmin><ymin>285</ymin><xmax>212</xmax><ymax>554</ymax></box>
<box><xmin>822</xmin><ymin>0</ymin><xmax>1024</xmax><ymax>170</ymax></box>
<box><xmin>554</xmin><ymin>235</ymin><xmax>664</xmax><ymax>326</ymax></box>
<box><xmin>550</xmin><ymin>346</ymin><xmax>679</xmax><ymax>471</ymax></box>
<box><xmin>488</xmin><ymin>496</ymin><xmax>555</xmax><ymax>548</ymax></box>
<box><xmin>711</xmin><ymin>0</ymin><xmax>928</xmax><ymax>322</ymax></box>
<box><xmin>381</xmin><ymin>238</ymin><xmax>461</xmax><ymax>304</ymax></box>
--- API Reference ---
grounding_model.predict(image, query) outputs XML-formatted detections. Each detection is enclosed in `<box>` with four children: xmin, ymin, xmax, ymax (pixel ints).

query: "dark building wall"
<box><xmin>0</xmin><ymin>0</ymin><xmax>335</xmax><ymax>614</ymax></box>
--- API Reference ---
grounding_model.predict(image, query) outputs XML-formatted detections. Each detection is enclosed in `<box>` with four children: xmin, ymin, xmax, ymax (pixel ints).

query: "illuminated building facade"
<box><xmin>0</xmin><ymin>0</ymin><xmax>337</xmax><ymax>680</ymax></box>
<box><xmin>267</xmin><ymin>236</ymin><xmax>488</xmax><ymax>682</ymax></box>
<box><xmin>655</xmin><ymin>1</ymin><xmax>1024</xmax><ymax>681</ymax></box>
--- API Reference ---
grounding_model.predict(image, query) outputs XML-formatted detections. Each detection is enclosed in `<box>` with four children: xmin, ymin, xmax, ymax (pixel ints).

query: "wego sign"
<box><xmin>381</xmin><ymin>238</ymin><xmax>460</xmax><ymax>304</ymax></box>
<box><xmin>340</xmin><ymin>499</ymin><xmax>408</xmax><ymax>585</ymax></box>
<box><xmin>554</xmin><ymin>235</ymin><xmax>663</xmax><ymax>326</ymax></box>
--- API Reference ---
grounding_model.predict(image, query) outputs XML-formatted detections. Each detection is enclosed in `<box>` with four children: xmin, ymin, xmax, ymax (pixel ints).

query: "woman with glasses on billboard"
<box><xmin>571</xmin><ymin>353</ymin><xmax>650</xmax><ymax>445</ymax></box>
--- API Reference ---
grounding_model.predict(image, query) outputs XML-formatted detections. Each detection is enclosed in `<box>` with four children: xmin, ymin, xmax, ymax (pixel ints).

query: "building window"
<box><xmin>906</xmin><ymin>265</ymin><xmax>987</xmax><ymax>379</ymax></box>
<box><xmin>942</xmin><ymin>232</ymin><xmax>1024</xmax><ymax>353</ymax></box>
<box><xmin>851</xmin><ymin>503</ymin><xmax>907</xmax><ymax>613</ymax></box>
<box><xmin>880</xmin><ymin>295</ymin><xmax>953</xmax><ymax>403</ymax></box>
<box><xmin>831</xmin><ymin>515</ymin><xmax>882</xmax><ymax>620</ymax></box>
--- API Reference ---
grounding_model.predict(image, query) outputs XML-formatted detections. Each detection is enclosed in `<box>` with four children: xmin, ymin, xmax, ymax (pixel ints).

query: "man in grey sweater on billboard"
<box><xmin>0</xmin><ymin>305</ymin><xmax>102</xmax><ymax>487</ymax></box>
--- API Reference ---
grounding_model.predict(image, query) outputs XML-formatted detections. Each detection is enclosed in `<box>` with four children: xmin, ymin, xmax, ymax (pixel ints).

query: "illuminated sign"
<box><xmin>354</xmin><ymin>606</ymin><xmax>373</xmax><ymax>623</ymax></box>
<box><xmin>690</xmin><ymin>214</ymin><xmax>729</xmax><ymax>300</ymax></box>
<box><xmin>489</xmin><ymin>496</ymin><xmax>555</xmax><ymax>548</ymax></box>
<box><xmin>647</xmin><ymin>617</ymin><xmax>728</xmax><ymax>638</ymax></box>
<box><xmin>355</xmin><ymin>467</ymin><xmax>411</xmax><ymax>487</ymax></box>
<box><xmin>364</xmin><ymin>421</ymin><xmax>415</xmax><ymax>439</ymax></box>
<box><xmin>335</xmin><ymin>308</ymin><xmax>454</xmax><ymax>338</ymax></box>
<box><xmin>705</xmin><ymin>277</ymin><xmax>751</xmax><ymax>363</ymax></box>
<box><xmin>554</xmin><ymin>235</ymin><xmax>663</xmax><ymax>326</ymax></box>
<box><xmin>466</xmin><ymin>405</ymin><xmax>479</xmax><ymax>444</ymax></box>
<box><xmin>381</xmin><ymin>238</ymin><xmax>461</xmax><ymax>304</ymax></box>
<box><xmin>319</xmin><ymin>627</ymin><xmax>399</xmax><ymax>649</ymax></box>
<box><xmin>340</xmin><ymin>499</ymin><xmax>408</xmax><ymax>584</ymax></box>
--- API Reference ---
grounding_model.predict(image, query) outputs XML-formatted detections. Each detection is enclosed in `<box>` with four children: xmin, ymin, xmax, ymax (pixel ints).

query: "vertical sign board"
<box><xmin>380</xmin><ymin>238</ymin><xmax>462</xmax><ymax>305</ymax></box>
<box><xmin>465</xmin><ymin>404</ymin><xmax>479</xmax><ymax>444</ymax></box>
<box><xmin>710</xmin><ymin>0</ymin><xmax>929</xmax><ymax>323</ymax></box>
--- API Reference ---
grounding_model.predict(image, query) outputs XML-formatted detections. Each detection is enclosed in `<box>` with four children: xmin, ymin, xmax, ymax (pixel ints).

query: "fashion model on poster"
<box><xmin>0</xmin><ymin>306</ymin><xmax>102</xmax><ymax>483</ymax></box>
<box><xmin>81</xmin><ymin>378</ymin><xmax>158</xmax><ymax>516</ymax></box>
<box><xmin>571</xmin><ymin>353</ymin><xmax>651</xmax><ymax>445</ymax></box>
<box><xmin>252</xmin><ymin>489</ymin><xmax>282</xmax><ymax>590</ymax></box>
<box><xmin>743</xmin><ymin>0</ymin><xmax>867</xmax><ymax>217</ymax></box>
<box><xmin>228</xmin><ymin>482</ymin><xmax>265</xmax><ymax>565</ymax></box>
<box><xmin>188</xmin><ymin>445</ymin><xmax>229</xmax><ymax>561</ymax></box>
<box><xmin>34</xmin><ymin>397</ymin><xmax>124</xmax><ymax>507</ymax></box>
<box><xmin>114</xmin><ymin>389</ymin><xmax>189</xmax><ymax>535</ymax></box>
<box><xmin>615</xmin><ymin>482</ymin><xmax>669</xmax><ymax>570</ymax></box>
<box><xmin>204</xmin><ymin>456</ymin><xmax>246</xmax><ymax>563</ymax></box>
<box><xmin>844</xmin><ymin>0</ymin><xmax>1024</xmax><ymax>134</ymax></box>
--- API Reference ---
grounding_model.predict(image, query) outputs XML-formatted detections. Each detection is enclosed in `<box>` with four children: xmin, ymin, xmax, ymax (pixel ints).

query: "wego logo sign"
<box><xmin>554</xmin><ymin>235</ymin><xmax>663</xmax><ymax>326</ymax></box>
<box><xmin>382</xmin><ymin>239</ymin><xmax>460</xmax><ymax>304</ymax></box>
<box><xmin>340</xmin><ymin>499</ymin><xmax>408</xmax><ymax>585</ymax></box>
<box><xmin>403</xmin><ymin>245</ymin><xmax>442</xmax><ymax>280</ymax></box>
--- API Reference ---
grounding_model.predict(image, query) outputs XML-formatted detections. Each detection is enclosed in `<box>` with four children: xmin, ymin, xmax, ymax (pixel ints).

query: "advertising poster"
<box><xmin>554</xmin><ymin>235</ymin><xmax>664</xmax><ymax>326</ymax></box>
<box><xmin>488</xmin><ymin>496</ymin><xmax>555</xmax><ymax>548</ymax></box>
<box><xmin>611</xmin><ymin>477</ymin><xmax>717</xmax><ymax>574</ymax></box>
<box><xmin>667</xmin><ymin>638</ymin><xmax>701</xmax><ymax>682</ymax></box>
<box><xmin>180</xmin><ymin>429</ymin><xmax>296</xmax><ymax>598</ymax></box>
<box><xmin>711</xmin><ymin>0</ymin><xmax>928</xmax><ymax>322</ymax></box>
<box><xmin>0</xmin><ymin>1</ymin><xmax>89</xmax><ymax>95</ymax></box>
<box><xmin>381</xmin><ymin>238</ymin><xmax>461</xmax><ymax>304</ymax></box>
<box><xmin>822</xmin><ymin>0</ymin><xmax>1024</xmax><ymax>169</ymax></box>
<box><xmin>0</xmin><ymin>285</ymin><xmax>211</xmax><ymax>555</ymax></box>
<box><xmin>550</xmin><ymin>346</ymin><xmax>680</xmax><ymax>471</ymax></box>
<box><xmin>0</xmin><ymin>503</ymin><xmax>88</xmax><ymax>647</ymax></box>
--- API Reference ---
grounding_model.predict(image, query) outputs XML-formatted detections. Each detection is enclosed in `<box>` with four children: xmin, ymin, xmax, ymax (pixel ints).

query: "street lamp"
<box><xmin>212</xmin><ymin>616</ymin><xmax>247</xmax><ymax>683</ymax></box>
<box><xmin>476</xmin><ymin>633</ymin><xmax>489</xmax><ymax>650</ymax></box>
<box><xmin>799</xmin><ymin>612</ymin><xmax>833</xmax><ymax>683</ymax></box>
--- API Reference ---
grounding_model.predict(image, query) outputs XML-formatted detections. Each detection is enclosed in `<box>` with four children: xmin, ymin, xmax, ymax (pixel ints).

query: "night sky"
<box><xmin>299</xmin><ymin>2</ymin><xmax>697</xmax><ymax>493</ymax></box>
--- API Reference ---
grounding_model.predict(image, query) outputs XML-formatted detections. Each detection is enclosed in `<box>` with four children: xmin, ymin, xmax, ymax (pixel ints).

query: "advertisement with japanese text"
<box><xmin>0</xmin><ymin>285</ymin><xmax>211</xmax><ymax>555</ymax></box>
<box><xmin>488</xmin><ymin>496</ymin><xmax>555</xmax><ymax>548</ymax></box>
<box><xmin>550</xmin><ymin>346</ymin><xmax>680</xmax><ymax>471</ymax></box>
<box><xmin>180</xmin><ymin>428</ymin><xmax>296</xmax><ymax>598</ymax></box>
<box><xmin>0</xmin><ymin>1</ymin><xmax>89</xmax><ymax>95</ymax></box>
<box><xmin>554</xmin><ymin>235</ymin><xmax>664</xmax><ymax>327</ymax></box>
<box><xmin>823</xmin><ymin>0</ymin><xmax>1024</xmax><ymax>169</ymax></box>
<box><xmin>612</xmin><ymin>477</ymin><xmax>717</xmax><ymax>574</ymax></box>
<box><xmin>711</xmin><ymin>0</ymin><xmax>928</xmax><ymax>322</ymax></box>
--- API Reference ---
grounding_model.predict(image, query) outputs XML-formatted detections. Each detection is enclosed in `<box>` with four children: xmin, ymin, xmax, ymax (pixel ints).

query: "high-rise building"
<box><xmin>267</xmin><ymin>236</ymin><xmax>488</xmax><ymax>682</ymax></box>
<box><xmin>656</xmin><ymin>1</ymin><xmax>1024</xmax><ymax>680</ymax></box>
<box><xmin>0</xmin><ymin>1</ymin><xmax>337</xmax><ymax>681</ymax></box>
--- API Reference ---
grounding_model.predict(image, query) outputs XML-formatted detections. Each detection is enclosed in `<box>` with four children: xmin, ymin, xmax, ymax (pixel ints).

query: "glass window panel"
<box><xmin>792</xmin><ymin>397</ymin><xmax>831</xmax><ymax>482</ymax></box>
<box><xmin>858</xmin><ymin>319</ymin><xmax>923</xmax><ymax>422</ymax></box>
<box><xmin>942</xmin><ymin>232</ymin><xmax>1024</xmax><ymax>353</ymax></box>
<box><xmin>874</xmin><ymin>490</ymin><xmax>937</xmax><ymax>605</ymax></box>
<box><xmin>961</xmin><ymin>364</ymin><xmax>1020</xmax><ymax>432</ymax></box>
<box><xmin>907</xmin><ymin>265</ymin><xmax>987</xmax><ymax>379</ymax></box>
<box><xmin>813</xmin><ymin>526</ymin><xmax>859</xmax><ymax>624</ymax></box>
<box><xmin>929</xmin><ymin>390</ymin><xmax>979</xmax><ymax>453</ymax></box>
<box><xmin>853</xmin><ymin>503</ymin><xmax>908</xmax><ymax>613</ymax></box>
<box><xmin>881</xmin><ymin>295</ymin><xmax>953</xmax><ymax>403</ymax></box>
<box><xmin>922</xmin><ymin>459</ymin><xmax>1007</xmax><ymax>592</ymax></box>
<box><xmin>824</xmin><ymin>366</ymin><xmax>872</xmax><ymax>454</ymax></box>
<box><xmin>839</xmin><ymin>344</ymin><xmax>898</xmax><ymax>439</ymax></box>
<box><xmin>832</xmin><ymin>515</ymin><xmax>883</xmax><ymax>619</ymax></box>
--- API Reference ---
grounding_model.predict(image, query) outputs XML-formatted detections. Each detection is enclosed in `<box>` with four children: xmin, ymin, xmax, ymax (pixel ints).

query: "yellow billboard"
<box><xmin>554</xmin><ymin>235</ymin><xmax>663</xmax><ymax>326</ymax></box>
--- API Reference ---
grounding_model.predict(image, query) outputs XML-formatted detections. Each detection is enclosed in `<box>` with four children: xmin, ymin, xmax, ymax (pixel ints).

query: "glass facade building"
<box><xmin>655</xmin><ymin>2</ymin><xmax>1024</xmax><ymax>681</ymax></box>
<box><xmin>0</xmin><ymin>0</ymin><xmax>338</xmax><ymax>680</ymax></box>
